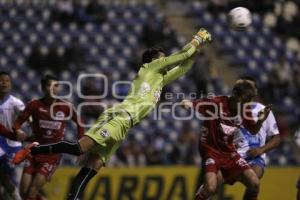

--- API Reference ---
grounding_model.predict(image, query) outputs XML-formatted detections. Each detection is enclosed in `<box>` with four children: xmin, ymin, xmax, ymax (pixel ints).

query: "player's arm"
<box><xmin>247</xmin><ymin>111</ymin><xmax>281</xmax><ymax>157</ymax></box>
<box><xmin>181</xmin><ymin>99</ymin><xmax>193</xmax><ymax>109</ymax></box>
<box><xmin>181</xmin><ymin>98</ymin><xmax>214</xmax><ymax>115</ymax></box>
<box><xmin>12</xmin><ymin>101</ymin><xmax>34</xmax><ymax>139</ymax></box>
<box><xmin>147</xmin><ymin>43</ymin><xmax>196</xmax><ymax>72</ymax></box>
<box><xmin>0</xmin><ymin>99</ymin><xmax>27</xmax><ymax>140</ymax></box>
<box><xmin>70</xmin><ymin>105</ymin><xmax>85</xmax><ymax>139</ymax></box>
<box><xmin>247</xmin><ymin>134</ymin><xmax>280</xmax><ymax>158</ymax></box>
<box><xmin>260</xmin><ymin>135</ymin><xmax>280</xmax><ymax>153</ymax></box>
<box><xmin>163</xmin><ymin>56</ymin><xmax>195</xmax><ymax>86</ymax></box>
<box><xmin>0</xmin><ymin>123</ymin><xmax>19</xmax><ymax>140</ymax></box>
<box><xmin>14</xmin><ymin>98</ymin><xmax>25</xmax><ymax>114</ymax></box>
<box><xmin>262</xmin><ymin>111</ymin><xmax>281</xmax><ymax>153</ymax></box>
<box><xmin>13</xmin><ymin>103</ymin><xmax>32</xmax><ymax>130</ymax></box>
<box><xmin>149</xmin><ymin>28</ymin><xmax>211</xmax><ymax>72</ymax></box>
<box><xmin>181</xmin><ymin>99</ymin><xmax>204</xmax><ymax>109</ymax></box>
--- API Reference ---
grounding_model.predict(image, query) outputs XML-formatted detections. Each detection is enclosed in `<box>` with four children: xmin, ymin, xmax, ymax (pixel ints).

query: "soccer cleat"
<box><xmin>12</xmin><ymin>142</ymin><xmax>39</xmax><ymax>165</ymax></box>
<box><xmin>193</xmin><ymin>28</ymin><xmax>212</xmax><ymax>45</ymax></box>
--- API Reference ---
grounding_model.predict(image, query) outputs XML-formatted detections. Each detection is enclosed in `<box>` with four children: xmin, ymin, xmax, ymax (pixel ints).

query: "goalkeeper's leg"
<box><xmin>67</xmin><ymin>154</ymin><xmax>102</xmax><ymax>200</ymax></box>
<box><xmin>13</xmin><ymin>136</ymin><xmax>96</xmax><ymax>165</ymax></box>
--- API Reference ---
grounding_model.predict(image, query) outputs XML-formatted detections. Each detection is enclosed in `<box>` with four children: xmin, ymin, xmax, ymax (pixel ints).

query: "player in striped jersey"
<box><xmin>0</xmin><ymin>71</ymin><xmax>23</xmax><ymax>200</ymax></box>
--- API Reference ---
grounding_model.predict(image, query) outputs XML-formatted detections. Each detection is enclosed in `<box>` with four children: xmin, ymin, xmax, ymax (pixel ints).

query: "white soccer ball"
<box><xmin>228</xmin><ymin>7</ymin><xmax>252</xmax><ymax>31</ymax></box>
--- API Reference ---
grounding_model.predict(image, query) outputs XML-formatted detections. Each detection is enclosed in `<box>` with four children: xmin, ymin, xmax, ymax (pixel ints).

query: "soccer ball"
<box><xmin>228</xmin><ymin>7</ymin><xmax>252</xmax><ymax>31</ymax></box>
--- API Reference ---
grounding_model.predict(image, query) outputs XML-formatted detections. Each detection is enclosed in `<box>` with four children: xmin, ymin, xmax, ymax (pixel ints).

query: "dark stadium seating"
<box><xmin>0</xmin><ymin>1</ymin><xmax>205</xmax><ymax>166</ymax></box>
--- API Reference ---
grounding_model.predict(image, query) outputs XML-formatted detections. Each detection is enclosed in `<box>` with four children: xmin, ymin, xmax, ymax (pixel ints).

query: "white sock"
<box><xmin>10</xmin><ymin>187</ymin><xmax>22</xmax><ymax>200</ymax></box>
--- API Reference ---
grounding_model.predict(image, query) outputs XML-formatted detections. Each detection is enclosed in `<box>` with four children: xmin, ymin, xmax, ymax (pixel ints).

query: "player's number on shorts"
<box><xmin>236</xmin><ymin>158</ymin><xmax>248</xmax><ymax>167</ymax></box>
<box><xmin>43</xmin><ymin>163</ymin><xmax>54</xmax><ymax>172</ymax></box>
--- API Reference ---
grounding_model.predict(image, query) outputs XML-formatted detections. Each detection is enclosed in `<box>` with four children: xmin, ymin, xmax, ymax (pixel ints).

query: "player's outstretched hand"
<box><xmin>192</xmin><ymin>28</ymin><xmax>212</xmax><ymax>47</ymax></box>
<box><xmin>247</xmin><ymin>147</ymin><xmax>264</xmax><ymax>158</ymax></box>
<box><xmin>15</xmin><ymin>129</ymin><xmax>28</xmax><ymax>142</ymax></box>
<box><xmin>181</xmin><ymin>99</ymin><xmax>193</xmax><ymax>109</ymax></box>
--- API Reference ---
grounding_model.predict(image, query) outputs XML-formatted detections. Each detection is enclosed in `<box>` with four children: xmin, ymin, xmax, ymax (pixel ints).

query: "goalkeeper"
<box><xmin>13</xmin><ymin>28</ymin><xmax>211</xmax><ymax>200</ymax></box>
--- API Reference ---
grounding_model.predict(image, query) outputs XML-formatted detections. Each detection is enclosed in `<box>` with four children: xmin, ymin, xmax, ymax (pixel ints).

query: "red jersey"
<box><xmin>192</xmin><ymin>96</ymin><xmax>247</xmax><ymax>153</ymax></box>
<box><xmin>13</xmin><ymin>98</ymin><xmax>84</xmax><ymax>144</ymax></box>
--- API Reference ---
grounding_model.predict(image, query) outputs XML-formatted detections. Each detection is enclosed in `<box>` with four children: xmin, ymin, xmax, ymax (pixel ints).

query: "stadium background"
<box><xmin>0</xmin><ymin>0</ymin><xmax>299</xmax><ymax>199</ymax></box>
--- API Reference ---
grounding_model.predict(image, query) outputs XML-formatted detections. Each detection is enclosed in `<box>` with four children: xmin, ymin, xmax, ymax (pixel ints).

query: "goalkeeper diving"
<box><xmin>13</xmin><ymin>28</ymin><xmax>212</xmax><ymax>200</ymax></box>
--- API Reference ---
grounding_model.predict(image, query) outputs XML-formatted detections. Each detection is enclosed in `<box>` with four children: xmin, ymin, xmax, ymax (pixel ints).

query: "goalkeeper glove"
<box><xmin>192</xmin><ymin>28</ymin><xmax>212</xmax><ymax>47</ymax></box>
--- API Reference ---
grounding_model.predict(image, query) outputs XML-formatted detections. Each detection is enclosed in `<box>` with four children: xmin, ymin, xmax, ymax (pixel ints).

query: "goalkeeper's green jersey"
<box><xmin>119</xmin><ymin>44</ymin><xmax>196</xmax><ymax>125</ymax></box>
<box><xmin>85</xmin><ymin>43</ymin><xmax>196</xmax><ymax>162</ymax></box>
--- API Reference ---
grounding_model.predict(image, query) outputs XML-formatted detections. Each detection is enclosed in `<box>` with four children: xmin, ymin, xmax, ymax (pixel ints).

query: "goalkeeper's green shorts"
<box><xmin>85</xmin><ymin>107</ymin><xmax>133</xmax><ymax>164</ymax></box>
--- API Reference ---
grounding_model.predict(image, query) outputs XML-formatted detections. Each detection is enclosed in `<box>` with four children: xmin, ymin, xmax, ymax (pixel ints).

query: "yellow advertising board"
<box><xmin>44</xmin><ymin>166</ymin><xmax>299</xmax><ymax>200</ymax></box>
<box><xmin>224</xmin><ymin>167</ymin><xmax>300</xmax><ymax>200</ymax></box>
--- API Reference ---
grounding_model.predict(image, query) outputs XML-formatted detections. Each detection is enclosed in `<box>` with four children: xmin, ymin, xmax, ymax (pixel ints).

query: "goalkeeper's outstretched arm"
<box><xmin>145</xmin><ymin>43</ymin><xmax>195</xmax><ymax>72</ymax></box>
<box><xmin>146</xmin><ymin>28</ymin><xmax>211</xmax><ymax>73</ymax></box>
<box><xmin>163</xmin><ymin>56</ymin><xmax>195</xmax><ymax>86</ymax></box>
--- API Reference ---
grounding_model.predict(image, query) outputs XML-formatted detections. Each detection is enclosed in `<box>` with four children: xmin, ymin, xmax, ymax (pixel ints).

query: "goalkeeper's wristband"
<box><xmin>193</xmin><ymin>35</ymin><xmax>203</xmax><ymax>44</ymax></box>
<box><xmin>191</xmin><ymin>38</ymin><xmax>200</xmax><ymax>46</ymax></box>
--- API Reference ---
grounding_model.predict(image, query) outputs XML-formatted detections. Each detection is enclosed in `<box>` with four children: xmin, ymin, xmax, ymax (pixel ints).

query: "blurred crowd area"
<box><xmin>188</xmin><ymin>0</ymin><xmax>300</xmax><ymax>166</ymax></box>
<box><xmin>0</xmin><ymin>0</ymin><xmax>299</xmax><ymax>166</ymax></box>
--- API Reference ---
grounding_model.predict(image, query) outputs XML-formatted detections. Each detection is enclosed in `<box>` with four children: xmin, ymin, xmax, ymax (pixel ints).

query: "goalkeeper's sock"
<box><xmin>31</xmin><ymin>141</ymin><xmax>83</xmax><ymax>156</ymax></box>
<box><xmin>67</xmin><ymin>167</ymin><xmax>97</xmax><ymax>200</ymax></box>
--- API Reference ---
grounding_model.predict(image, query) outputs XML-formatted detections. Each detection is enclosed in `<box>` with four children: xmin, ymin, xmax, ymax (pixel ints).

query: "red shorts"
<box><xmin>23</xmin><ymin>154</ymin><xmax>61</xmax><ymax>181</ymax></box>
<box><xmin>200</xmin><ymin>146</ymin><xmax>250</xmax><ymax>184</ymax></box>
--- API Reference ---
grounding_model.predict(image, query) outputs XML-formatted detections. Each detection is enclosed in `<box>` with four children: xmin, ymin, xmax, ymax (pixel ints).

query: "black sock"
<box><xmin>31</xmin><ymin>141</ymin><xmax>83</xmax><ymax>156</ymax></box>
<box><xmin>67</xmin><ymin>167</ymin><xmax>97</xmax><ymax>200</ymax></box>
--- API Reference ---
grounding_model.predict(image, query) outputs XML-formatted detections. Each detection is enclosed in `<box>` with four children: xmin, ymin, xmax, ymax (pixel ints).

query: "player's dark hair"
<box><xmin>41</xmin><ymin>74</ymin><xmax>59</xmax><ymax>89</ymax></box>
<box><xmin>232</xmin><ymin>80</ymin><xmax>256</xmax><ymax>99</ymax></box>
<box><xmin>142</xmin><ymin>47</ymin><xmax>164</xmax><ymax>63</ymax></box>
<box><xmin>239</xmin><ymin>75</ymin><xmax>257</xmax><ymax>87</ymax></box>
<box><xmin>0</xmin><ymin>71</ymin><xmax>10</xmax><ymax>77</ymax></box>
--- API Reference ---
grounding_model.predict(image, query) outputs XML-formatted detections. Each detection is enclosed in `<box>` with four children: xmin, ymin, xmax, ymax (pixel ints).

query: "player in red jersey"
<box><xmin>12</xmin><ymin>75</ymin><xmax>84</xmax><ymax>200</ymax></box>
<box><xmin>182</xmin><ymin>80</ymin><xmax>262</xmax><ymax>200</ymax></box>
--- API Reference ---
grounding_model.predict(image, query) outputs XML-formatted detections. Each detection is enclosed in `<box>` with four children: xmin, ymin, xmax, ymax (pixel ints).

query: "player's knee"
<box><xmin>206</xmin><ymin>182</ymin><xmax>217</xmax><ymax>194</ymax></box>
<box><xmin>252</xmin><ymin>165</ymin><xmax>264</xmax><ymax>179</ymax></box>
<box><xmin>87</xmin><ymin>163</ymin><xmax>101</xmax><ymax>171</ymax></box>
<box><xmin>86</xmin><ymin>154</ymin><xmax>104</xmax><ymax>171</ymax></box>
<box><xmin>78</xmin><ymin>136</ymin><xmax>96</xmax><ymax>153</ymax></box>
<box><xmin>249</xmin><ymin>176</ymin><xmax>260</xmax><ymax>191</ymax></box>
<box><xmin>93</xmin><ymin>165</ymin><xmax>102</xmax><ymax>171</ymax></box>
